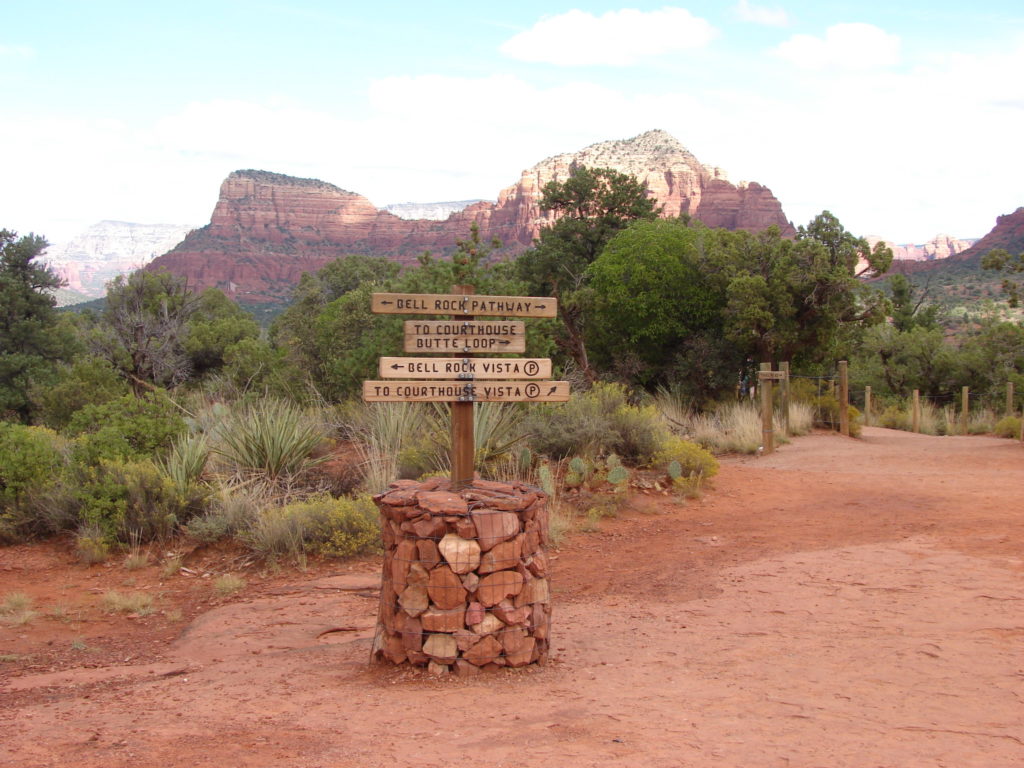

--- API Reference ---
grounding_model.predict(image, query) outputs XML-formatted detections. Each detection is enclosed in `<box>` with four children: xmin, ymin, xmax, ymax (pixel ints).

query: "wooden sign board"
<box><xmin>404</xmin><ymin>320</ymin><xmax>526</xmax><ymax>354</ymax></box>
<box><xmin>363</xmin><ymin>380</ymin><xmax>571</xmax><ymax>403</ymax></box>
<box><xmin>379</xmin><ymin>357</ymin><xmax>552</xmax><ymax>380</ymax></box>
<box><xmin>373</xmin><ymin>292</ymin><xmax>557</xmax><ymax>318</ymax></box>
<box><xmin>758</xmin><ymin>370</ymin><xmax>787</xmax><ymax>381</ymax></box>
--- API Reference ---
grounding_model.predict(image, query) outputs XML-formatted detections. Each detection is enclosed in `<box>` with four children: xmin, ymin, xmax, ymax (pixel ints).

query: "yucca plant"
<box><xmin>212</xmin><ymin>398</ymin><xmax>326</xmax><ymax>494</ymax></box>
<box><xmin>345</xmin><ymin>400</ymin><xmax>429</xmax><ymax>492</ymax></box>
<box><xmin>425</xmin><ymin>401</ymin><xmax>529</xmax><ymax>476</ymax></box>
<box><xmin>161</xmin><ymin>432</ymin><xmax>210</xmax><ymax>494</ymax></box>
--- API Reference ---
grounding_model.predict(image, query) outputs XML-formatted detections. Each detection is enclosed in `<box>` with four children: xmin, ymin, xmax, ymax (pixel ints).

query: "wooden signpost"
<box><xmin>368</xmin><ymin>288</ymin><xmax>566</xmax><ymax>489</ymax></box>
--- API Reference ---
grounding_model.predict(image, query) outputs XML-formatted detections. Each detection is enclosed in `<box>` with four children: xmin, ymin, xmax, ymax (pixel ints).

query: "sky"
<box><xmin>2</xmin><ymin>1</ymin><xmax>1023</xmax><ymax>246</ymax></box>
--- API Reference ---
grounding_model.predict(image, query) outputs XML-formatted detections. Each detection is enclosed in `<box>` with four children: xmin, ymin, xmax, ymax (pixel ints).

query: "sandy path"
<box><xmin>2</xmin><ymin>427</ymin><xmax>1022</xmax><ymax>767</ymax></box>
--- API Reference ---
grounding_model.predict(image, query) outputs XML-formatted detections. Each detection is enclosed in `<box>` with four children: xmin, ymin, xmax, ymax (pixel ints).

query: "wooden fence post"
<box><xmin>1007</xmin><ymin>381</ymin><xmax>1015</xmax><ymax>418</ymax></box>
<box><xmin>450</xmin><ymin>284</ymin><xmax>475</xmax><ymax>489</ymax></box>
<box><xmin>780</xmin><ymin>361</ymin><xmax>790</xmax><ymax>436</ymax></box>
<box><xmin>838</xmin><ymin>360</ymin><xmax>849</xmax><ymax>436</ymax></box>
<box><xmin>864</xmin><ymin>385</ymin><xmax>872</xmax><ymax>427</ymax></box>
<box><xmin>912</xmin><ymin>389</ymin><xmax>921</xmax><ymax>433</ymax></box>
<box><xmin>760</xmin><ymin>362</ymin><xmax>774</xmax><ymax>454</ymax></box>
<box><xmin>961</xmin><ymin>386</ymin><xmax>969</xmax><ymax>436</ymax></box>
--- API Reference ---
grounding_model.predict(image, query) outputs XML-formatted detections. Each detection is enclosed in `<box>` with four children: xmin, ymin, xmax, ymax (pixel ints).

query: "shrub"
<box><xmin>0</xmin><ymin>424</ymin><xmax>67</xmax><ymax>542</ymax></box>
<box><xmin>994</xmin><ymin>415</ymin><xmax>1022</xmax><ymax>438</ymax></box>
<box><xmin>33</xmin><ymin>357</ymin><xmax>128</xmax><ymax>431</ymax></box>
<box><xmin>75</xmin><ymin>524</ymin><xmax>109</xmax><ymax>564</ymax></box>
<box><xmin>186</xmin><ymin>486</ymin><xmax>259</xmax><ymax>544</ymax></box>
<box><xmin>67</xmin><ymin>392</ymin><xmax>186</xmax><ymax>465</ymax></box>
<box><xmin>652</xmin><ymin>435</ymin><xmax>719</xmax><ymax>479</ymax></box>
<box><xmin>243</xmin><ymin>494</ymin><xmax>379</xmax><ymax>560</ymax></box>
<box><xmin>525</xmin><ymin>383</ymin><xmax>667</xmax><ymax>463</ymax></box>
<box><xmin>878</xmin><ymin>405</ymin><xmax>911</xmax><ymax>431</ymax></box>
<box><xmin>76</xmin><ymin>459</ymin><xmax>188</xmax><ymax>543</ymax></box>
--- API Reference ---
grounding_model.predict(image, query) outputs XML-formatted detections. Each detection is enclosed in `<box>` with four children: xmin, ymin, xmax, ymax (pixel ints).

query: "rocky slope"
<box><xmin>44</xmin><ymin>220</ymin><xmax>194</xmax><ymax>298</ymax></box>
<box><xmin>149</xmin><ymin>130</ymin><xmax>795</xmax><ymax>302</ymax></box>
<box><xmin>951</xmin><ymin>207</ymin><xmax>1024</xmax><ymax>260</ymax></box>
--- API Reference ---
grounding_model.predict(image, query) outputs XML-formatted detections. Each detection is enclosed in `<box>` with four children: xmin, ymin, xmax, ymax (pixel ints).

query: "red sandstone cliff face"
<box><xmin>952</xmin><ymin>207</ymin><xmax>1024</xmax><ymax>261</ymax></box>
<box><xmin>150</xmin><ymin>130</ymin><xmax>795</xmax><ymax>302</ymax></box>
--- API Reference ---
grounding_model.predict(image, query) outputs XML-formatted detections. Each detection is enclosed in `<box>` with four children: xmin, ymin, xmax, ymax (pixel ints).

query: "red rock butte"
<box><xmin>148</xmin><ymin>129</ymin><xmax>795</xmax><ymax>302</ymax></box>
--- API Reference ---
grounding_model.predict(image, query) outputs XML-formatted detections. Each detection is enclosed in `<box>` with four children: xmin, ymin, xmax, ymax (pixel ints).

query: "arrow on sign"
<box><xmin>390</xmin><ymin>363</ymin><xmax>404</xmax><ymax>370</ymax></box>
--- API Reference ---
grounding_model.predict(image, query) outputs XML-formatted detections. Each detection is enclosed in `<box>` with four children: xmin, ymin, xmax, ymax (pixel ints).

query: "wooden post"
<box><xmin>912</xmin><ymin>390</ymin><xmax>920</xmax><ymax>433</ymax></box>
<box><xmin>450</xmin><ymin>285</ymin><xmax>475</xmax><ymax>489</ymax></box>
<box><xmin>780</xmin><ymin>361</ymin><xmax>790</xmax><ymax>436</ymax></box>
<box><xmin>838</xmin><ymin>361</ymin><xmax>849</xmax><ymax>436</ymax></box>
<box><xmin>864</xmin><ymin>385</ymin><xmax>872</xmax><ymax>427</ymax></box>
<box><xmin>1007</xmin><ymin>381</ymin><xmax>1015</xmax><ymax>418</ymax></box>
<box><xmin>760</xmin><ymin>362</ymin><xmax>774</xmax><ymax>454</ymax></box>
<box><xmin>961</xmin><ymin>386</ymin><xmax>969</xmax><ymax>436</ymax></box>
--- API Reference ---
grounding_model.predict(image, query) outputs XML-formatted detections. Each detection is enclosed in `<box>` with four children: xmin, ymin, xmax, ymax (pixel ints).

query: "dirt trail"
<box><xmin>2</xmin><ymin>427</ymin><xmax>1023</xmax><ymax>767</ymax></box>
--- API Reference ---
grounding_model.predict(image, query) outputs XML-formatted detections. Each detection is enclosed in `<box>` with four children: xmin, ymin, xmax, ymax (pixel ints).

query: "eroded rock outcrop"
<box><xmin>149</xmin><ymin>131</ymin><xmax>795</xmax><ymax>302</ymax></box>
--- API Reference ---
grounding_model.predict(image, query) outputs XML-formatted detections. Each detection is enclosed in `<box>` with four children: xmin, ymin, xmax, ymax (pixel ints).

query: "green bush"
<box><xmin>0</xmin><ymin>424</ymin><xmax>66</xmax><ymax>542</ymax></box>
<box><xmin>652</xmin><ymin>435</ymin><xmax>719</xmax><ymax>479</ymax></box>
<box><xmin>993</xmin><ymin>415</ymin><xmax>1021</xmax><ymax>439</ymax></box>
<box><xmin>878</xmin><ymin>405</ymin><xmax>911</xmax><ymax>431</ymax></box>
<box><xmin>525</xmin><ymin>383</ymin><xmax>667</xmax><ymax>463</ymax></box>
<box><xmin>33</xmin><ymin>357</ymin><xmax>129</xmax><ymax>431</ymax></box>
<box><xmin>67</xmin><ymin>392</ymin><xmax>186</xmax><ymax>465</ymax></box>
<box><xmin>243</xmin><ymin>494</ymin><xmax>379</xmax><ymax>559</ymax></box>
<box><xmin>76</xmin><ymin>459</ymin><xmax>188</xmax><ymax>543</ymax></box>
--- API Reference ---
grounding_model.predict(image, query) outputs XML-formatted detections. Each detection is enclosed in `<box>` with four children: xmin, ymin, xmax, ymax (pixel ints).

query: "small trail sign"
<box><xmin>362</xmin><ymin>380</ymin><xmax>570</xmax><ymax>403</ymax></box>
<box><xmin>372</xmin><ymin>292</ymin><xmax>557</xmax><ymax>318</ymax></box>
<box><xmin>403</xmin><ymin>320</ymin><xmax>526</xmax><ymax>353</ymax></box>
<box><xmin>378</xmin><ymin>357</ymin><xmax>552</xmax><ymax>380</ymax></box>
<box><xmin>758</xmin><ymin>370</ymin><xmax>787</xmax><ymax>381</ymax></box>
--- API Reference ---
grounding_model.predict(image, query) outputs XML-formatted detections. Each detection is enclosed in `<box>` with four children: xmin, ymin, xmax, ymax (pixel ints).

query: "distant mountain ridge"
<box><xmin>146</xmin><ymin>130</ymin><xmax>795</xmax><ymax>302</ymax></box>
<box><xmin>385</xmin><ymin>200</ymin><xmax>487</xmax><ymax>220</ymax></box>
<box><xmin>44</xmin><ymin>220</ymin><xmax>193</xmax><ymax>300</ymax></box>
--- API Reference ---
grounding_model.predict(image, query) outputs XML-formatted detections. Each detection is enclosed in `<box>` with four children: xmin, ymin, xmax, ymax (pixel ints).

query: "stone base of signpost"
<box><xmin>370</xmin><ymin>477</ymin><xmax>552</xmax><ymax>674</ymax></box>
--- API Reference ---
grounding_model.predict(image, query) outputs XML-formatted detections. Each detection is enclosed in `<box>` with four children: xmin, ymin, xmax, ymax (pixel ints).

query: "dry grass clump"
<box><xmin>0</xmin><ymin>592</ymin><xmax>38</xmax><ymax>626</ymax></box>
<box><xmin>100</xmin><ymin>590</ymin><xmax>155</xmax><ymax>616</ymax></box>
<box><xmin>212</xmin><ymin>574</ymin><xmax>246</xmax><ymax>597</ymax></box>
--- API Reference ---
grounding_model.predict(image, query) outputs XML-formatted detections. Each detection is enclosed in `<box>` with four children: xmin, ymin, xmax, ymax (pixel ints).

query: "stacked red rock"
<box><xmin>371</xmin><ymin>477</ymin><xmax>552</xmax><ymax>674</ymax></box>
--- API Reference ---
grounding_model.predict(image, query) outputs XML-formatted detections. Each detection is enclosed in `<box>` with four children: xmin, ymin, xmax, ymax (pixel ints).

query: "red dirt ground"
<box><xmin>2</xmin><ymin>427</ymin><xmax>1022</xmax><ymax>767</ymax></box>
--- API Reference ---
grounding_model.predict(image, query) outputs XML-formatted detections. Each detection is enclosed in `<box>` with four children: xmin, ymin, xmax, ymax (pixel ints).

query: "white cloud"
<box><xmin>734</xmin><ymin>0</ymin><xmax>788</xmax><ymax>27</ymax></box>
<box><xmin>499</xmin><ymin>7</ymin><xmax>717</xmax><ymax>66</ymax></box>
<box><xmin>774</xmin><ymin>23</ymin><xmax>900</xmax><ymax>71</ymax></box>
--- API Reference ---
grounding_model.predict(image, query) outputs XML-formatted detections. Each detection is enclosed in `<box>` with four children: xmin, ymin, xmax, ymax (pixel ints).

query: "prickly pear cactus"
<box><xmin>607</xmin><ymin>464</ymin><xmax>629</xmax><ymax>489</ymax></box>
<box><xmin>667</xmin><ymin>460</ymin><xmax>683</xmax><ymax>481</ymax></box>
<box><xmin>606</xmin><ymin>453</ymin><xmax>622</xmax><ymax>469</ymax></box>
<box><xmin>568</xmin><ymin>456</ymin><xmax>588</xmax><ymax>476</ymax></box>
<box><xmin>538</xmin><ymin>461</ymin><xmax>555</xmax><ymax>497</ymax></box>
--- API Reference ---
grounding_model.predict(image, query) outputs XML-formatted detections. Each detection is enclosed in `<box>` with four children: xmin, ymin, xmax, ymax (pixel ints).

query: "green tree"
<box><xmin>183</xmin><ymin>288</ymin><xmax>260</xmax><ymax>377</ymax></box>
<box><xmin>586</xmin><ymin>219</ymin><xmax>731</xmax><ymax>394</ymax></box>
<box><xmin>91</xmin><ymin>270</ymin><xmax>198</xmax><ymax>394</ymax></box>
<box><xmin>0</xmin><ymin>230</ymin><xmax>76</xmax><ymax>421</ymax></box>
<box><xmin>981</xmin><ymin>248</ymin><xmax>1024</xmax><ymax>307</ymax></box>
<box><xmin>517</xmin><ymin>167</ymin><xmax>659</xmax><ymax>381</ymax></box>
<box><xmin>888</xmin><ymin>273</ymin><xmax>939</xmax><ymax>332</ymax></box>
